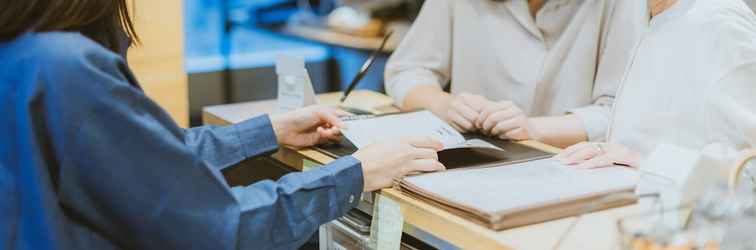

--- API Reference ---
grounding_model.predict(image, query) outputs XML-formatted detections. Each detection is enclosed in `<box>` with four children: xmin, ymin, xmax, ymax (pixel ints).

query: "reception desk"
<box><xmin>203</xmin><ymin>90</ymin><xmax>649</xmax><ymax>250</ymax></box>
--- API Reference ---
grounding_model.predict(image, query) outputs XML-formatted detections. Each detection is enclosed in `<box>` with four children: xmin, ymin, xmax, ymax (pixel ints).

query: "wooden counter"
<box><xmin>203</xmin><ymin>91</ymin><xmax>648</xmax><ymax>250</ymax></box>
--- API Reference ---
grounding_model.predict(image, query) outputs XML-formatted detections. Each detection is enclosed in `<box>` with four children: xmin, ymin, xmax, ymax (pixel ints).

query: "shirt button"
<box><xmin>348</xmin><ymin>195</ymin><xmax>355</xmax><ymax>204</ymax></box>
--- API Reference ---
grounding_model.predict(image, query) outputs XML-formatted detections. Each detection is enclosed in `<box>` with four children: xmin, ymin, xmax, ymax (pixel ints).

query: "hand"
<box><xmin>353</xmin><ymin>137</ymin><xmax>446</xmax><ymax>192</ymax></box>
<box><xmin>270</xmin><ymin>105</ymin><xmax>350</xmax><ymax>149</ymax></box>
<box><xmin>554</xmin><ymin>142</ymin><xmax>643</xmax><ymax>169</ymax></box>
<box><xmin>475</xmin><ymin>101</ymin><xmax>531</xmax><ymax>140</ymax></box>
<box><xmin>437</xmin><ymin>93</ymin><xmax>489</xmax><ymax>132</ymax></box>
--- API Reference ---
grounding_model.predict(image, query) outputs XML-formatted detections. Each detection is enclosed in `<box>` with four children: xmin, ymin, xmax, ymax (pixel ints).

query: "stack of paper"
<box><xmin>397</xmin><ymin>159</ymin><xmax>640</xmax><ymax>230</ymax></box>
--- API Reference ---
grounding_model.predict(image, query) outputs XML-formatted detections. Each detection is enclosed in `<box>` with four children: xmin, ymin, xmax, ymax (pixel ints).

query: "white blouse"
<box><xmin>384</xmin><ymin>0</ymin><xmax>647</xmax><ymax>141</ymax></box>
<box><xmin>609</xmin><ymin>0</ymin><xmax>756</xmax><ymax>156</ymax></box>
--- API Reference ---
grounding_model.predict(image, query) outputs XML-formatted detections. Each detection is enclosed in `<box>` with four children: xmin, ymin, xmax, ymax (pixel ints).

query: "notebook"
<box><xmin>397</xmin><ymin>159</ymin><xmax>639</xmax><ymax>230</ymax></box>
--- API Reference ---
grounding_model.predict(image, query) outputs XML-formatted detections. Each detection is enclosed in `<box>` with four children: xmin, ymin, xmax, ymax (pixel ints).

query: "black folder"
<box><xmin>315</xmin><ymin>134</ymin><xmax>554</xmax><ymax>170</ymax></box>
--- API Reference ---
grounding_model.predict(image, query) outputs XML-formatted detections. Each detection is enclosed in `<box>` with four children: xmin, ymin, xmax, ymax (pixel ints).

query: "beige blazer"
<box><xmin>385</xmin><ymin>0</ymin><xmax>647</xmax><ymax>141</ymax></box>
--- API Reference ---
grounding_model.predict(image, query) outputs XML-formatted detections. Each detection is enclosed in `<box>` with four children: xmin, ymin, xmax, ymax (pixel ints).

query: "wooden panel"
<box><xmin>127</xmin><ymin>0</ymin><xmax>188</xmax><ymax>127</ymax></box>
<box><xmin>127</xmin><ymin>1</ymin><xmax>184</xmax><ymax>60</ymax></box>
<box><xmin>140</xmin><ymin>80</ymin><xmax>189</xmax><ymax>126</ymax></box>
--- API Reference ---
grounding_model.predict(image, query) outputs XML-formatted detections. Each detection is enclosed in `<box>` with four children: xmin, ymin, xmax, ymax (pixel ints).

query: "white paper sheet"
<box><xmin>342</xmin><ymin>111</ymin><xmax>504</xmax><ymax>151</ymax></box>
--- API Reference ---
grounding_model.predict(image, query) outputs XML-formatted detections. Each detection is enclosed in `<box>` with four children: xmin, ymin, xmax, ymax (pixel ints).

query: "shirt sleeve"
<box><xmin>231</xmin><ymin>156</ymin><xmax>363</xmax><ymax>249</ymax></box>
<box><xmin>384</xmin><ymin>0</ymin><xmax>453</xmax><ymax>106</ymax></box>
<box><xmin>568</xmin><ymin>99</ymin><xmax>613</xmax><ymax>142</ymax></box>
<box><xmin>182</xmin><ymin>116</ymin><xmax>279</xmax><ymax>171</ymax></box>
<box><xmin>57</xmin><ymin>52</ymin><xmax>364</xmax><ymax>250</ymax></box>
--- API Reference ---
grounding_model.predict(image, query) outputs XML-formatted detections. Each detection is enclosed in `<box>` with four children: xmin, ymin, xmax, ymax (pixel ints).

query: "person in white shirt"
<box><xmin>384</xmin><ymin>0</ymin><xmax>647</xmax><ymax>147</ymax></box>
<box><xmin>556</xmin><ymin>0</ymin><xmax>756</xmax><ymax>168</ymax></box>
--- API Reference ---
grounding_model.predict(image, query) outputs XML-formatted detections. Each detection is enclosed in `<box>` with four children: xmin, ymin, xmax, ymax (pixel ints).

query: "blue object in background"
<box><xmin>183</xmin><ymin>0</ymin><xmax>388</xmax><ymax>125</ymax></box>
<box><xmin>184</xmin><ymin>0</ymin><xmax>330</xmax><ymax>74</ymax></box>
<box><xmin>331</xmin><ymin>47</ymin><xmax>388</xmax><ymax>92</ymax></box>
<box><xmin>184</xmin><ymin>0</ymin><xmax>388</xmax><ymax>92</ymax></box>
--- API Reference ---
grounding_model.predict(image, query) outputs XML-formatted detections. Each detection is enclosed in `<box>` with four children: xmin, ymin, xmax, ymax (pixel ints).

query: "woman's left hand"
<box><xmin>271</xmin><ymin>105</ymin><xmax>351</xmax><ymax>149</ymax></box>
<box><xmin>554</xmin><ymin>142</ymin><xmax>643</xmax><ymax>169</ymax></box>
<box><xmin>475</xmin><ymin>101</ymin><xmax>531</xmax><ymax>140</ymax></box>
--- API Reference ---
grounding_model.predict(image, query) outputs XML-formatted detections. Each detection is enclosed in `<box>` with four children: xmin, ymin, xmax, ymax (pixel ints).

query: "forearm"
<box><xmin>183</xmin><ymin>115</ymin><xmax>279</xmax><ymax>170</ymax></box>
<box><xmin>529</xmin><ymin>115</ymin><xmax>589</xmax><ymax>148</ymax></box>
<box><xmin>401</xmin><ymin>84</ymin><xmax>452</xmax><ymax>113</ymax></box>
<box><xmin>233</xmin><ymin>156</ymin><xmax>363</xmax><ymax>249</ymax></box>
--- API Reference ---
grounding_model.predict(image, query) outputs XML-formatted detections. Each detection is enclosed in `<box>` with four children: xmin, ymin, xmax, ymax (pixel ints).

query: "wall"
<box><xmin>127</xmin><ymin>0</ymin><xmax>189</xmax><ymax>127</ymax></box>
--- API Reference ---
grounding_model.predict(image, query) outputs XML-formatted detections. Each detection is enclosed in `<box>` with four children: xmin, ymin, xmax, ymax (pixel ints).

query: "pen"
<box><xmin>340</xmin><ymin>30</ymin><xmax>394</xmax><ymax>103</ymax></box>
<box><xmin>613</xmin><ymin>162</ymin><xmax>633</xmax><ymax>168</ymax></box>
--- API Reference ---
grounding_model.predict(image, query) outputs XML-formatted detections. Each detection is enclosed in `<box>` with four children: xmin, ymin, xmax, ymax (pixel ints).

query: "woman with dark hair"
<box><xmin>0</xmin><ymin>1</ymin><xmax>445</xmax><ymax>249</ymax></box>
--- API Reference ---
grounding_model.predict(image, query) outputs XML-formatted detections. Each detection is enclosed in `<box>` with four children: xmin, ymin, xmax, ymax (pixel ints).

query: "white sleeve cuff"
<box><xmin>568</xmin><ymin>105</ymin><xmax>612</xmax><ymax>142</ymax></box>
<box><xmin>385</xmin><ymin>69</ymin><xmax>445</xmax><ymax>107</ymax></box>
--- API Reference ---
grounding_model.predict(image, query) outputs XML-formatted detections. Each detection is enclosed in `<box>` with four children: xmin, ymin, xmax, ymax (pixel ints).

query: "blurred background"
<box><xmin>128</xmin><ymin>0</ymin><xmax>423</xmax><ymax>127</ymax></box>
<box><xmin>127</xmin><ymin>0</ymin><xmax>756</xmax><ymax>128</ymax></box>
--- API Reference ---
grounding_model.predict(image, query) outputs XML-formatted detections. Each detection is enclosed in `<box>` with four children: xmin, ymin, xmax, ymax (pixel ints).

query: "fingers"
<box><xmin>476</xmin><ymin>102</ymin><xmax>525</xmax><ymax>137</ymax></box>
<box><xmin>504</xmin><ymin>127</ymin><xmax>529</xmax><ymax>140</ymax></box>
<box><xmin>459</xmin><ymin>93</ymin><xmax>488</xmax><ymax>112</ymax></box>
<box><xmin>557</xmin><ymin>143</ymin><xmax>603</xmax><ymax>165</ymax></box>
<box><xmin>315</xmin><ymin>108</ymin><xmax>346</xmax><ymax>129</ymax></box>
<box><xmin>317</xmin><ymin>127</ymin><xmax>342</xmax><ymax>141</ymax></box>
<box><xmin>452</xmin><ymin>99</ymin><xmax>480</xmax><ymax>122</ymax></box>
<box><xmin>560</xmin><ymin>147</ymin><xmax>599</xmax><ymax>165</ymax></box>
<box><xmin>574</xmin><ymin>154</ymin><xmax>614</xmax><ymax>169</ymax></box>
<box><xmin>404</xmin><ymin>159</ymin><xmax>446</xmax><ymax>174</ymax></box>
<box><xmin>401</xmin><ymin>141</ymin><xmax>445</xmax><ymax>175</ymax></box>
<box><xmin>489</xmin><ymin>116</ymin><xmax>522</xmax><ymax>136</ymax></box>
<box><xmin>404</xmin><ymin>137</ymin><xmax>444</xmax><ymax>151</ymax></box>
<box><xmin>410</xmin><ymin>148</ymin><xmax>439</xmax><ymax>161</ymax></box>
<box><xmin>554</xmin><ymin>142</ymin><xmax>591</xmax><ymax>160</ymax></box>
<box><xmin>476</xmin><ymin>101</ymin><xmax>515</xmax><ymax>127</ymax></box>
<box><xmin>480</xmin><ymin>109</ymin><xmax>518</xmax><ymax>133</ymax></box>
<box><xmin>447</xmin><ymin>93</ymin><xmax>490</xmax><ymax>132</ymax></box>
<box><xmin>448</xmin><ymin>110</ymin><xmax>475</xmax><ymax>132</ymax></box>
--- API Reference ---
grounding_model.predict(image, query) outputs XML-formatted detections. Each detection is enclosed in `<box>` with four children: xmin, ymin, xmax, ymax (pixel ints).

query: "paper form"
<box><xmin>370</xmin><ymin>194</ymin><xmax>404</xmax><ymax>250</ymax></box>
<box><xmin>341</xmin><ymin>111</ymin><xmax>504</xmax><ymax>151</ymax></box>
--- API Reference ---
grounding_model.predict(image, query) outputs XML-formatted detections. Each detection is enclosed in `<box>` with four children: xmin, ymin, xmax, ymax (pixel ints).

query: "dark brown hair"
<box><xmin>0</xmin><ymin>0</ymin><xmax>139</xmax><ymax>53</ymax></box>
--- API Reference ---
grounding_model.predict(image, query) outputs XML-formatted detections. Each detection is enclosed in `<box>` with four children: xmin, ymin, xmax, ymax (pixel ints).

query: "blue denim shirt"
<box><xmin>0</xmin><ymin>32</ymin><xmax>363</xmax><ymax>250</ymax></box>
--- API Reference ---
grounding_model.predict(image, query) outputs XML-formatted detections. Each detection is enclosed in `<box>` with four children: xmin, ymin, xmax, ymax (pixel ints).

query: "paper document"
<box><xmin>404</xmin><ymin>159</ymin><xmax>639</xmax><ymax>214</ymax></box>
<box><xmin>341</xmin><ymin>111</ymin><xmax>504</xmax><ymax>151</ymax></box>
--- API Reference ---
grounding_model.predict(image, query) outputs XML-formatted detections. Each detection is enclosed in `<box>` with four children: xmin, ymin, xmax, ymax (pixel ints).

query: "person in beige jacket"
<box><xmin>556</xmin><ymin>0</ymin><xmax>756</xmax><ymax>169</ymax></box>
<box><xmin>385</xmin><ymin>0</ymin><xmax>647</xmax><ymax>147</ymax></box>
